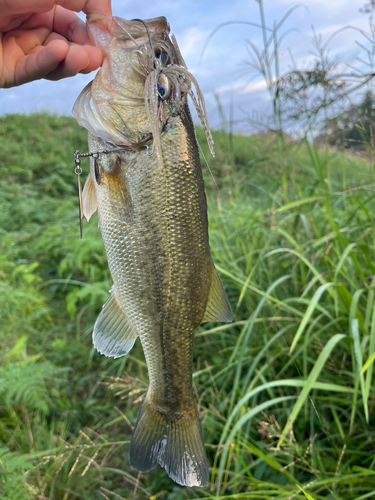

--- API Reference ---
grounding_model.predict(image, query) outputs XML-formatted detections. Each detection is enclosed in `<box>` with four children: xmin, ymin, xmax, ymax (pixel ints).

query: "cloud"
<box><xmin>0</xmin><ymin>0</ymin><xmax>373</xmax><ymax>121</ymax></box>
<box><xmin>276</xmin><ymin>0</ymin><xmax>353</xmax><ymax>10</ymax></box>
<box><xmin>216</xmin><ymin>79</ymin><xmax>268</xmax><ymax>95</ymax></box>
<box><xmin>187</xmin><ymin>67</ymin><xmax>214</xmax><ymax>77</ymax></box>
<box><xmin>175</xmin><ymin>26</ymin><xmax>209</xmax><ymax>58</ymax></box>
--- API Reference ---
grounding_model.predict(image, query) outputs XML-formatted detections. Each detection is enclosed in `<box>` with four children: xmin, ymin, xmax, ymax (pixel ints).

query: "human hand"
<box><xmin>0</xmin><ymin>0</ymin><xmax>111</xmax><ymax>88</ymax></box>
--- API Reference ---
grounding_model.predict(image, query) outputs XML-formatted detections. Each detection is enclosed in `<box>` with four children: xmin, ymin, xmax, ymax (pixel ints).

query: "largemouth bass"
<box><xmin>72</xmin><ymin>15</ymin><xmax>232</xmax><ymax>488</ymax></box>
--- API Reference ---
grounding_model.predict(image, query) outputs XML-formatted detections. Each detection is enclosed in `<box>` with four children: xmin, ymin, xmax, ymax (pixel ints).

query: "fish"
<box><xmin>72</xmin><ymin>15</ymin><xmax>232</xmax><ymax>488</ymax></box>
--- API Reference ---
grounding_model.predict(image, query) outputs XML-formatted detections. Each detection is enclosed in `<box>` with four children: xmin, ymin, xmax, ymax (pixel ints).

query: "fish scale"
<box><xmin>92</xmin><ymin>109</ymin><xmax>211</xmax><ymax>402</ymax></box>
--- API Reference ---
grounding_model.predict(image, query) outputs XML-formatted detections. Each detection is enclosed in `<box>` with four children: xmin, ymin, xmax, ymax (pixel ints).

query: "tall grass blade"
<box><xmin>277</xmin><ymin>333</ymin><xmax>346</xmax><ymax>445</ymax></box>
<box><xmin>290</xmin><ymin>283</ymin><xmax>335</xmax><ymax>353</ymax></box>
<box><xmin>351</xmin><ymin>318</ymin><xmax>368</xmax><ymax>421</ymax></box>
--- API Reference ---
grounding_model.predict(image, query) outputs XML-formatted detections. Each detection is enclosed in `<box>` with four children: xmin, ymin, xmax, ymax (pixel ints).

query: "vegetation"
<box><xmin>1</xmin><ymin>110</ymin><xmax>375</xmax><ymax>499</ymax></box>
<box><xmin>318</xmin><ymin>90</ymin><xmax>375</xmax><ymax>152</ymax></box>
<box><xmin>2</xmin><ymin>4</ymin><xmax>375</xmax><ymax>498</ymax></box>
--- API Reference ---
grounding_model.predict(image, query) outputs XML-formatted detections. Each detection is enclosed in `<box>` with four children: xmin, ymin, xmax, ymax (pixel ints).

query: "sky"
<box><xmin>0</xmin><ymin>0</ymin><xmax>373</xmax><ymax>131</ymax></box>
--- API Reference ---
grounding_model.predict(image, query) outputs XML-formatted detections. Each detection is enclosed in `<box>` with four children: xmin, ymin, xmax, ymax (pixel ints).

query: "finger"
<box><xmin>81</xmin><ymin>0</ymin><xmax>112</xmax><ymax>17</ymax></box>
<box><xmin>1</xmin><ymin>1</ymin><xmax>112</xmax><ymax>17</ymax></box>
<box><xmin>16</xmin><ymin>5</ymin><xmax>111</xmax><ymax>45</ymax></box>
<box><xmin>77</xmin><ymin>46</ymin><xmax>102</xmax><ymax>73</ymax></box>
<box><xmin>4</xmin><ymin>26</ymin><xmax>52</xmax><ymax>54</ymax></box>
<box><xmin>54</xmin><ymin>0</ymin><xmax>112</xmax><ymax>16</ymax></box>
<box><xmin>12</xmin><ymin>10</ymin><xmax>54</xmax><ymax>32</ymax></box>
<box><xmin>53</xmin><ymin>6</ymin><xmax>90</xmax><ymax>44</ymax></box>
<box><xmin>1</xmin><ymin>1</ymin><xmax>57</xmax><ymax>17</ymax></box>
<box><xmin>44</xmin><ymin>43</ymin><xmax>102</xmax><ymax>80</ymax></box>
<box><xmin>13</xmin><ymin>38</ymin><xmax>69</xmax><ymax>86</ymax></box>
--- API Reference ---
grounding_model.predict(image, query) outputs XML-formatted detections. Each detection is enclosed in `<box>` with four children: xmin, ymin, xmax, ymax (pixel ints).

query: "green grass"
<box><xmin>1</xmin><ymin>113</ymin><xmax>375</xmax><ymax>499</ymax></box>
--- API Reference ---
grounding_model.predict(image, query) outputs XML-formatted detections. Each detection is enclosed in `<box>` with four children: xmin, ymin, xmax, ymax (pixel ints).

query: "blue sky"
<box><xmin>0</xmin><ymin>0</ymin><xmax>372</xmax><ymax>130</ymax></box>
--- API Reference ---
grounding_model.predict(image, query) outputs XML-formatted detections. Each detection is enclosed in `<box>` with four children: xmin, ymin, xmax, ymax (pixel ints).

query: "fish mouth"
<box><xmin>113</xmin><ymin>16</ymin><xmax>171</xmax><ymax>47</ymax></box>
<box><xmin>86</xmin><ymin>15</ymin><xmax>171</xmax><ymax>51</ymax></box>
<box><xmin>73</xmin><ymin>16</ymin><xmax>215</xmax><ymax>160</ymax></box>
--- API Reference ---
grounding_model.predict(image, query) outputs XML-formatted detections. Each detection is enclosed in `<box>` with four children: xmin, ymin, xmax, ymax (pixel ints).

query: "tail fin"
<box><xmin>129</xmin><ymin>396</ymin><xmax>209</xmax><ymax>487</ymax></box>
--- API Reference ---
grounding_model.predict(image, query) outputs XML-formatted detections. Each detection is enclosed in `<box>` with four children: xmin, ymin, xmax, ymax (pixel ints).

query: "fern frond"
<box><xmin>0</xmin><ymin>361</ymin><xmax>66</xmax><ymax>413</ymax></box>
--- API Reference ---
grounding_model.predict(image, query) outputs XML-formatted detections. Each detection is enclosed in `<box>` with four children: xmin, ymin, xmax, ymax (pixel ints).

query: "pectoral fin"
<box><xmin>93</xmin><ymin>288</ymin><xmax>137</xmax><ymax>358</ymax></box>
<box><xmin>201</xmin><ymin>267</ymin><xmax>233</xmax><ymax>324</ymax></box>
<box><xmin>82</xmin><ymin>172</ymin><xmax>98</xmax><ymax>222</ymax></box>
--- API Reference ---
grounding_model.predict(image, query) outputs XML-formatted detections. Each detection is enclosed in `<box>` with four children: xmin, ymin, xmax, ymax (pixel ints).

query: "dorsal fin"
<box><xmin>201</xmin><ymin>267</ymin><xmax>232</xmax><ymax>324</ymax></box>
<box><xmin>93</xmin><ymin>288</ymin><xmax>138</xmax><ymax>358</ymax></box>
<box><xmin>82</xmin><ymin>172</ymin><xmax>98</xmax><ymax>222</ymax></box>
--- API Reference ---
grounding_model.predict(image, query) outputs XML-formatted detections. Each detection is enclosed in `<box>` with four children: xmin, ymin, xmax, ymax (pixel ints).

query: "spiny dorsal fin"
<box><xmin>82</xmin><ymin>172</ymin><xmax>98</xmax><ymax>222</ymax></box>
<box><xmin>93</xmin><ymin>288</ymin><xmax>137</xmax><ymax>358</ymax></box>
<box><xmin>201</xmin><ymin>267</ymin><xmax>233</xmax><ymax>324</ymax></box>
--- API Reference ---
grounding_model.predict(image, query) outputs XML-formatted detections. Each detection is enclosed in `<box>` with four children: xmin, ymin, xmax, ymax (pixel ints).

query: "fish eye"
<box><xmin>157</xmin><ymin>74</ymin><xmax>170</xmax><ymax>100</ymax></box>
<box><xmin>154</xmin><ymin>48</ymin><xmax>168</xmax><ymax>65</ymax></box>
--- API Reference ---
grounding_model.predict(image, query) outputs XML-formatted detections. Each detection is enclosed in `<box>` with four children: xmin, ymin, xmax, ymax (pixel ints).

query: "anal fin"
<box><xmin>93</xmin><ymin>288</ymin><xmax>137</xmax><ymax>358</ymax></box>
<box><xmin>82</xmin><ymin>172</ymin><xmax>98</xmax><ymax>222</ymax></box>
<box><xmin>201</xmin><ymin>267</ymin><xmax>233</xmax><ymax>324</ymax></box>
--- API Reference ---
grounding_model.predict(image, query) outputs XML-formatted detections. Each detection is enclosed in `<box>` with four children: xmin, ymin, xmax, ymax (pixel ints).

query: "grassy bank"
<box><xmin>1</xmin><ymin>113</ymin><xmax>375</xmax><ymax>499</ymax></box>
